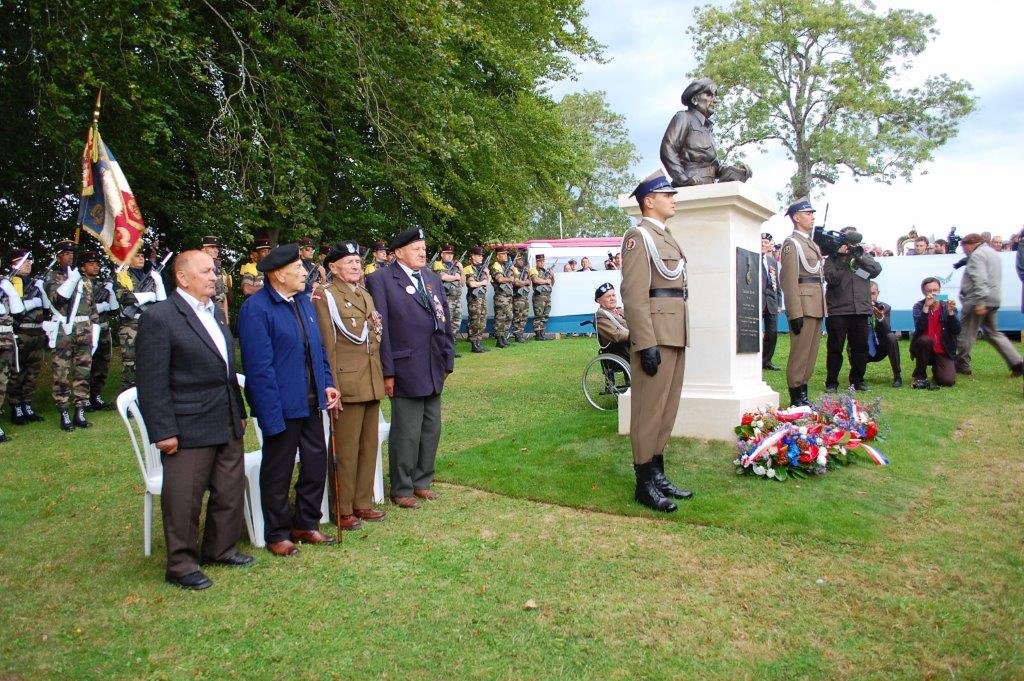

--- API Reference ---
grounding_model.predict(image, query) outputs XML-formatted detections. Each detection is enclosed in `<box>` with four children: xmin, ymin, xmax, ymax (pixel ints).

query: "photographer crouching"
<box><xmin>820</xmin><ymin>227</ymin><xmax>881</xmax><ymax>392</ymax></box>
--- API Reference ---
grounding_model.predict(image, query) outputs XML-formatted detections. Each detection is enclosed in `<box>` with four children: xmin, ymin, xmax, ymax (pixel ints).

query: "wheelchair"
<box><xmin>579</xmin><ymin>320</ymin><xmax>632</xmax><ymax>411</ymax></box>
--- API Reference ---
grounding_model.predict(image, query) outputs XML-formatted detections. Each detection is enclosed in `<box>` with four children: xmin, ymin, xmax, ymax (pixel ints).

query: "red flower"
<box><xmin>741</xmin><ymin>414</ymin><xmax>753</xmax><ymax>425</ymax></box>
<box><xmin>864</xmin><ymin>422</ymin><xmax>878</xmax><ymax>440</ymax></box>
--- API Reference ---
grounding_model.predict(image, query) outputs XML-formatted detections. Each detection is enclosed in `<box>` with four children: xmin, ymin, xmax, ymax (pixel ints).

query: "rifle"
<box><xmin>428</xmin><ymin>251</ymin><xmax>439</xmax><ymax>269</ymax></box>
<box><xmin>468</xmin><ymin>253</ymin><xmax>492</xmax><ymax>299</ymax></box>
<box><xmin>121</xmin><ymin>251</ymin><xmax>173</xmax><ymax>319</ymax></box>
<box><xmin>2</xmin><ymin>252</ymin><xmax>31</xmax><ymax>285</ymax></box>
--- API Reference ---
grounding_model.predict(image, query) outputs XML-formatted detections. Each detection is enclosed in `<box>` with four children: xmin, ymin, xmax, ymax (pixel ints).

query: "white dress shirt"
<box><xmin>176</xmin><ymin>288</ymin><xmax>229</xmax><ymax>374</ymax></box>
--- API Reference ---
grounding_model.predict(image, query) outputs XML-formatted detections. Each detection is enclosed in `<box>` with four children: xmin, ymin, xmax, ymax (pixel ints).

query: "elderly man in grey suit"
<box><xmin>137</xmin><ymin>250</ymin><xmax>251</xmax><ymax>590</ymax></box>
<box><xmin>954</xmin><ymin>233</ymin><xmax>1023</xmax><ymax>378</ymax></box>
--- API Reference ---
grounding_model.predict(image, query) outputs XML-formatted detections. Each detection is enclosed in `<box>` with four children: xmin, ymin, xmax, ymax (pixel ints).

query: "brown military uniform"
<box><xmin>313</xmin><ymin>280</ymin><xmax>386</xmax><ymax>517</ymax></box>
<box><xmin>620</xmin><ymin>218</ymin><xmax>689</xmax><ymax>465</ymax></box>
<box><xmin>595</xmin><ymin>307</ymin><xmax>629</xmax><ymax>355</ymax></box>
<box><xmin>780</xmin><ymin>230</ymin><xmax>826</xmax><ymax>389</ymax></box>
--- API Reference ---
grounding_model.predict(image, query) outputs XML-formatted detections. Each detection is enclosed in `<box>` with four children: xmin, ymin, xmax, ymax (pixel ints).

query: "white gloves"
<box><xmin>105</xmin><ymin>282</ymin><xmax>119</xmax><ymax>310</ymax></box>
<box><xmin>151</xmin><ymin>271</ymin><xmax>167</xmax><ymax>301</ymax></box>
<box><xmin>34</xmin><ymin>280</ymin><xmax>51</xmax><ymax>309</ymax></box>
<box><xmin>1</xmin><ymin>278</ymin><xmax>26</xmax><ymax>314</ymax></box>
<box><xmin>133</xmin><ymin>291</ymin><xmax>157</xmax><ymax>305</ymax></box>
<box><xmin>55</xmin><ymin>268</ymin><xmax>82</xmax><ymax>299</ymax></box>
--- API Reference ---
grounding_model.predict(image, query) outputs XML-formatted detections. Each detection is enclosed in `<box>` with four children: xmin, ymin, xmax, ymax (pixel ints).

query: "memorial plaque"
<box><xmin>735</xmin><ymin>247</ymin><xmax>760</xmax><ymax>353</ymax></box>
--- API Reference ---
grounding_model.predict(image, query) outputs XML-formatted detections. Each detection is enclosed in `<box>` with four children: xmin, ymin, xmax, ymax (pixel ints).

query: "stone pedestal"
<box><xmin>617</xmin><ymin>181</ymin><xmax>779</xmax><ymax>442</ymax></box>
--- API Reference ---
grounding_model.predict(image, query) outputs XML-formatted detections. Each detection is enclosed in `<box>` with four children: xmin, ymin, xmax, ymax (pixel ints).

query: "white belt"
<box><xmin>71</xmin><ymin>316</ymin><xmax>90</xmax><ymax>323</ymax></box>
<box><xmin>0</xmin><ymin>325</ymin><xmax>13</xmax><ymax>333</ymax></box>
<box><xmin>17</xmin><ymin>322</ymin><xmax>43</xmax><ymax>329</ymax></box>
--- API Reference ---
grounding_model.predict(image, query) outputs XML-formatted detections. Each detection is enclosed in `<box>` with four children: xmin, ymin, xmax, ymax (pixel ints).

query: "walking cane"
<box><xmin>327</xmin><ymin>408</ymin><xmax>345</xmax><ymax>536</ymax></box>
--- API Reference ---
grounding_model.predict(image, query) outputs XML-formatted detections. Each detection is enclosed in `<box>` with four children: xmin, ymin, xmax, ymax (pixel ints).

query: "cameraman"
<box><xmin>823</xmin><ymin>228</ymin><xmax>881</xmax><ymax>392</ymax></box>
<box><xmin>860</xmin><ymin>282</ymin><xmax>902</xmax><ymax>387</ymax></box>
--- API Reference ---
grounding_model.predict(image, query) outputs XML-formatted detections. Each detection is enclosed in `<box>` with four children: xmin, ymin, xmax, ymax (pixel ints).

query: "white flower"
<box><xmin>753</xmin><ymin>427</ymin><xmax>761</xmax><ymax>437</ymax></box>
<box><xmin>798</xmin><ymin>426</ymin><xmax>808</xmax><ymax>436</ymax></box>
<box><xmin>769</xmin><ymin>446</ymin><xmax>779</xmax><ymax>455</ymax></box>
<box><xmin>753</xmin><ymin>464</ymin><xmax>766</xmax><ymax>476</ymax></box>
<box><xmin>839</xmin><ymin>446</ymin><xmax>847</xmax><ymax>455</ymax></box>
<box><xmin>754</xmin><ymin>420</ymin><xmax>764</xmax><ymax>429</ymax></box>
<box><xmin>766</xmin><ymin>468</ymin><xmax>776</xmax><ymax>479</ymax></box>
<box><xmin>816</xmin><ymin>453</ymin><xmax>827</xmax><ymax>466</ymax></box>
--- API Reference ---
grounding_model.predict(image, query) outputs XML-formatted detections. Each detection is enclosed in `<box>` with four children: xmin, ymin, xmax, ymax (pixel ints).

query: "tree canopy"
<box><xmin>688</xmin><ymin>0</ymin><xmax>976</xmax><ymax>200</ymax></box>
<box><xmin>0</xmin><ymin>0</ymin><xmax>605</xmax><ymax>255</ymax></box>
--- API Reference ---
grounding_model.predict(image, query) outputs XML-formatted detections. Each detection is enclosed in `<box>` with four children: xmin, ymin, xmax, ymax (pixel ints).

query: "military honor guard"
<box><xmin>83</xmin><ymin>253</ymin><xmax>118</xmax><ymax>411</ymax></box>
<box><xmin>116</xmin><ymin>248</ymin><xmax>168</xmax><ymax>390</ymax></box>
<box><xmin>363</xmin><ymin>241</ymin><xmax>389</xmax><ymax>276</ymax></box>
<box><xmin>7</xmin><ymin>249</ymin><xmax>49</xmax><ymax>427</ymax></box>
<box><xmin>620</xmin><ymin>171</ymin><xmax>693</xmax><ymax>512</ymax></box>
<box><xmin>464</xmin><ymin>246</ymin><xmax>489</xmax><ymax>353</ymax></box>
<box><xmin>530</xmin><ymin>253</ymin><xmax>554</xmax><ymax>340</ymax></box>
<box><xmin>240</xmin><ymin>237</ymin><xmax>272</xmax><ymax>296</ymax></box>
<box><xmin>313</xmin><ymin>241</ymin><xmax>388</xmax><ymax>531</ymax></box>
<box><xmin>0</xmin><ymin>254</ymin><xmax>27</xmax><ymax>442</ymax></box>
<box><xmin>45</xmin><ymin>244</ymin><xmax>99</xmax><ymax>432</ymax></box>
<box><xmin>490</xmin><ymin>247</ymin><xmax>516</xmax><ymax>348</ymax></box>
<box><xmin>779</xmin><ymin>199</ymin><xmax>826</xmax><ymax>406</ymax></box>
<box><xmin>238</xmin><ymin>244</ymin><xmax>341</xmax><ymax>556</ymax></box>
<box><xmin>201</xmin><ymin>236</ymin><xmax>232</xmax><ymax>321</ymax></box>
<box><xmin>432</xmin><ymin>244</ymin><xmax>465</xmax><ymax>341</ymax></box>
<box><xmin>761</xmin><ymin>232</ymin><xmax>781</xmax><ymax>370</ymax></box>
<box><xmin>365</xmin><ymin>228</ymin><xmax>455</xmax><ymax>509</ymax></box>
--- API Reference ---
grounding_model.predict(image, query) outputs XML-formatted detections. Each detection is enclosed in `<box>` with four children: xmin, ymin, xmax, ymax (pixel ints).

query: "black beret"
<box><xmin>324</xmin><ymin>240</ymin><xmax>361</xmax><ymax>266</ymax></box>
<box><xmin>256</xmin><ymin>243</ymin><xmax>301</xmax><ymax>273</ymax></box>
<box><xmin>78</xmin><ymin>250</ymin><xmax>101</xmax><ymax>265</ymax></box>
<box><xmin>202</xmin><ymin>235</ymin><xmax>220</xmax><ymax>247</ymax></box>
<box><xmin>390</xmin><ymin>228</ymin><xmax>426</xmax><ymax>251</ymax></box>
<box><xmin>595</xmin><ymin>282</ymin><xmax>614</xmax><ymax>301</ymax></box>
<box><xmin>761</xmin><ymin>232</ymin><xmax>773</xmax><ymax>241</ymax></box>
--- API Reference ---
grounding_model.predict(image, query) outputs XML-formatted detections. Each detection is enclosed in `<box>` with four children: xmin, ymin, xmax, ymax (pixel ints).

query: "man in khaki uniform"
<box><xmin>620</xmin><ymin>171</ymin><xmax>693</xmax><ymax>513</ymax></box>
<box><xmin>779</xmin><ymin>199</ymin><xmax>826</xmax><ymax>406</ymax></box>
<box><xmin>313</xmin><ymin>241</ymin><xmax>388</xmax><ymax>531</ymax></box>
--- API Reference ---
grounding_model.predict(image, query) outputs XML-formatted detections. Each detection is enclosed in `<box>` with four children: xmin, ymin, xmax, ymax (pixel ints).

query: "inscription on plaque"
<box><xmin>736</xmin><ymin>247</ymin><xmax>760</xmax><ymax>353</ymax></box>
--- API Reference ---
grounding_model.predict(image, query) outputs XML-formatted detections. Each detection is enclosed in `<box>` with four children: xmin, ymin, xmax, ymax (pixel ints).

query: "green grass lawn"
<box><xmin>1</xmin><ymin>335</ymin><xmax>1023</xmax><ymax>679</ymax></box>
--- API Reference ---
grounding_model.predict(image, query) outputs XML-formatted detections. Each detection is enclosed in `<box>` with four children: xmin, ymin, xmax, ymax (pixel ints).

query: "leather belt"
<box><xmin>649</xmin><ymin>288</ymin><xmax>688</xmax><ymax>300</ymax></box>
<box><xmin>798</xmin><ymin>276</ymin><xmax>822</xmax><ymax>284</ymax></box>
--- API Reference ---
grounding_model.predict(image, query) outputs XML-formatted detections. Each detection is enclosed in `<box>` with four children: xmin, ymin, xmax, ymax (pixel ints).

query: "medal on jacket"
<box><xmin>406</xmin><ymin>285</ymin><xmax>416</xmax><ymax>295</ymax></box>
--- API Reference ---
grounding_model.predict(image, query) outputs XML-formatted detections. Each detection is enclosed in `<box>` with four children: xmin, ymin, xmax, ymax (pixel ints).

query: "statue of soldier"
<box><xmin>490</xmin><ymin>247</ymin><xmax>516</xmax><ymax>349</ymax></box>
<box><xmin>432</xmin><ymin>244</ymin><xmax>465</xmax><ymax>340</ymax></box>
<box><xmin>510</xmin><ymin>250</ymin><xmax>532</xmax><ymax>343</ymax></box>
<box><xmin>116</xmin><ymin>247</ymin><xmax>167</xmax><ymax>390</ymax></box>
<box><xmin>7</xmin><ymin>249</ymin><xmax>49</xmax><ymax>426</ymax></box>
<box><xmin>45</xmin><ymin>246</ymin><xmax>100</xmax><ymax>431</ymax></box>
<box><xmin>201</xmin><ymin>236</ymin><xmax>232</xmax><ymax>321</ymax></box>
<box><xmin>529</xmin><ymin>253</ymin><xmax>554</xmax><ymax>340</ymax></box>
<box><xmin>660</xmin><ymin>78</ymin><xmax>752</xmax><ymax>187</ymax></box>
<box><xmin>464</xmin><ymin>246</ymin><xmax>489</xmax><ymax>353</ymax></box>
<box><xmin>83</xmin><ymin>253</ymin><xmax>118</xmax><ymax>411</ymax></box>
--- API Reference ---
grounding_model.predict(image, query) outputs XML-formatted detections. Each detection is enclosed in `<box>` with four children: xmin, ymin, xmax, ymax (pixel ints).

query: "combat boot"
<box><xmin>11</xmin><ymin>403</ymin><xmax>27</xmax><ymax>426</ymax></box>
<box><xmin>514</xmin><ymin>333</ymin><xmax>525</xmax><ymax>343</ymax></box>
<box><xmin>788</xmin><ymin>387</ymin><xmax>802</xmax><ymax>407</ymax></box>
<box><xmin>89</xmin><ymin>394</ymin><xmax>113</xmax><ymax>411</ymax></box>
<box><xmin>59</xmin><ymin>409</ymin><xmax>75</xmax><ymax>432</ymax></box>
<box><xmin>0</xmin><ymin>423</ymin><xmax>9</xmax><ymax>443</ymax></box>
<box><xmin>471</xmin><ymin>340</ymin><xmax>485</xmax><ymax>354</ymax></box>
<box><xmin>651</xmin><ymin>454</ymin><xmax>693</xmax><ymax>500</ymax></box>
<box><xmin>496</xmin><ymin>336</ymin><xmax>509</xmax><ymax>349</ymax></box>
<box><xmin>23</xmin><ymin>403</ymin><xmax>44</xmax><ymax>422</ymax></box>
<box><xmin>73</xmin><ymin>407</ymin><xmax>92</xmax><ymax>429</ymax></box>
<box><xmin>800</xmin><ymin>385</ymin><xmax>812</xmax><ymax>407</ymax></box>
<box><xmin>633</xmin><ymin>461</ymin><xmax>677</xmax><ymax>513</ymax></box>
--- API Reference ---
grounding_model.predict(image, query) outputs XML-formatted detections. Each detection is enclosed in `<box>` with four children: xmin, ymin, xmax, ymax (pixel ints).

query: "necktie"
<box><xmin>867</xmin><ymin>316</ymin><xmax>877</xmax><ymax>357</ymax></box>
<box><xmin>411</xmin><ymin>271</ymin><xmax>431</xmax><ymax>311</ymax></box>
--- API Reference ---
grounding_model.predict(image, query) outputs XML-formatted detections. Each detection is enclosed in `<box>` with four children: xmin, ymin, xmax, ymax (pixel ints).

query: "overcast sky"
<box><xmin>548</xmin><ymin>0</ymin><xmax>1024</xmax><ymax>249</ymax></box>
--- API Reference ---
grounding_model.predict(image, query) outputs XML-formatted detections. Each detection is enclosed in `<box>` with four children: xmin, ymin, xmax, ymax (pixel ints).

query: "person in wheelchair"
<box><xmin>594</xmin><ymin>282</ymin><xmax>629</xmax><ymax>361</ymax></box>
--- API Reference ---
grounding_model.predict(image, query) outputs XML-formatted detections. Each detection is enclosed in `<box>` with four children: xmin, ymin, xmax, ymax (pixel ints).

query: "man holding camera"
<box><xmin>779</xmin><ymin>199</ymin><xmax>825</xmax><ymax>407</ymax></box>
<box><xmin>863</xmin><ymin>282</ymin><xmax>902</xmax><ymax>387</ymax></box>
<box><xmin>823</xmin><ymin>227</ymin><xmax>881</xmax><ymax>392</ymax></box>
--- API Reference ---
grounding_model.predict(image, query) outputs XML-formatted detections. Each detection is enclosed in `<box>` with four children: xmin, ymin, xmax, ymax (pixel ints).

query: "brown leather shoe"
<box><xmin>290</xmin><ymin>528</ymin><xmax>339</xmax><ymax>545</ymax></box>
<box><xmin>391</xmin><ymin>496</ymin><xmax>421</xmax><ymax>509</ymax></box>
<box><xmin>267</xmin><ymin>540</ymin><xmax>299</xmax><ymax>557</ymax></box>
<box><xmin>414</xmin><ymin>488</ymin><xmax>440</xmax><ymax>501</ymax></box>
<box><xmin>335</xmin><ymin>515</ymin><xmax>363</xmax><ymax>531</ymax></box>
<box><xmin>354</xmin><ymin>508</ymin><xmax>387</xmax><ymax>521</ymax></box>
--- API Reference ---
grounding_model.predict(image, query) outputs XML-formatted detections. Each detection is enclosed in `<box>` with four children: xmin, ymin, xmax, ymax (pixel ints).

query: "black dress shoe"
<box><xmin>892</xmin><ymin>376</ymin><xmax>903</xmax><ymax>388</ymax></box>
<box><xmin>202</xmin><ymin>551</ymin><xmax>255</xmax><ymax>567</ymax></box>
<box><xmin>852</xmin><ymin>384</ymin><xmax>869</xmax><ymax>392</ymax></box>
<box><xmin>824</xmin><ymin>384</ymin><xmax>838</xmax><ymax>394</ymax></box>
<box><xmin>762</xmin><ymin>362</ymin><xmax>780</xmax><ymax>371</ymax></box>
<box><xmin>166</xmin><ymin>570</ymin><xmax>213</xmax><ymax>590</ymax></box>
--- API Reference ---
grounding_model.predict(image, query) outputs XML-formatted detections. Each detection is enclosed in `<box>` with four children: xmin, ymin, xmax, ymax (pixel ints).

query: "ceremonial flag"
<box><xmin>77</xmin><ymin>91</ymin><xmax>146</xmax><ymax>265</ymax></box>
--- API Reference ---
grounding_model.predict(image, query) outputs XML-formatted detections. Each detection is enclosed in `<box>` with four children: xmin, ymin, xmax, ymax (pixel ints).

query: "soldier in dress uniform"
<box><xmin>490</xmin><ymin>247</ymin><xmax>516</xmax><ymax>348</ymax></box>
<box><xmin>779</xmin><ymin>199</ymin><xmax>826</xmax><ymax>407</ymax></box>
<box><xmin>116</xmin><ymin>248</ymin><xmax>168</xmax><ymax>390</ymax></box>
<box><xmin>0</xmin><ymin>251</ymin><xmax>27</xmax><ymax>442</ymax></box>
<box><xmin>201</xmin><ymin>236</ymin><xmax>232</xmax><ymax>321</ymax></box>
<box><xmin>83</xmin><ymin>253</ymin><xmax>118</xmax><ymax>411</ymax></box>
<box><xmin>7</xmin><ymin>249</ymin><xmax>49</xmax><ymax>426</ymax></box>
<box><xmin>510</xmin><ymin>250</ymin><xmax>531</xmax><ymax>342</ymax></box>
<box><xmin>240</xmin><ymin>237</ymin><xmax>271</xmax><ymax>296</ymax></box>
<box><xmin>620</xmin><ymin>171</ymin><xmax>693</xmax><ymax>513</ymax></box>
<box><xmin>464</xmin><ymin>246</ymin><xmax>489</xmax><ymax>353</ymax></box>
<box><xmin>530</xmin><ymin>253</ymin><xmax>554</xmax><ymax>340</ymax></box>
<box><xmin>432</xmin><ymin>244</ymin><xmax>465</xmax><ymax>342</ymax></box>
<box><xmin>45</xmin><ymin>245</ymin><xmax>99</xmax><ymax>432</ymax></box>
<box><xmin>363</xmin><ymin>241</ymin><xmax>389</xmax><ymax>276</ymax></box>
<box><xmin>313</xmin><ymin>241</ymin><xmax>388</xmax><ymax>531</ymax></box>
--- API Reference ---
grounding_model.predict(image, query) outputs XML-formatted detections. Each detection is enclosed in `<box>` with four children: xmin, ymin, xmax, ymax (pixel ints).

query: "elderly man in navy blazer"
<box><xmin>238</xmin><ymin>243</ymin><xmax>341</xmax><ymax>556</ymax></box>
<box><xmin>366</xmin><ymin>228</ymin><xmax>455</xmax><ymax>509</ymax></box>
<box><xmin>137</xmin><ymin>250</ymin><xmax>250</xmax><ymax>590</ymax></box>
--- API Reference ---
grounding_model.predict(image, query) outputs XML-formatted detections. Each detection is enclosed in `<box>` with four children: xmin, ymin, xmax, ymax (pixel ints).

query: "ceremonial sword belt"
<box><xmin>650</xmin><ymin>287</ymin><xmax>688</xmax><ymax>300</ymax></box>
<box><xmin>798</xmin><ymin>276</ymin><xmax>823</xmax><ymax>284</ymax></box>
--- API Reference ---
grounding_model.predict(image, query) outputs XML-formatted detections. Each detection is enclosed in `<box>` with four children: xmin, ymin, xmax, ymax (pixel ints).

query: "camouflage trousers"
<box><xmin>91</xmin><ymin>324</ymin><xmax>112</xmax><ymax>396</ymax></box>
<box><xmin>492</xmin><ymin>294</ymin><xmax>513</xmax><ymax>338</ymax></box>
<box><xmin>446</xmin><ymin>292</ymin><xmax>462</xmax><ymax>338</ymax></box>
<box><xmin>0</xmin><ymin>332</ymin><xmax>13</xmax><ymax>411</ymax></box>
<box><xmin>467</xmin><ymin>294</ymin><xmax>487</xmax><ymax>342</ymax></box>
<box><xmin>512</xmin><ymin>294</ymin><xmax>529</xmax><ymax>335</ymax></box>
<box><xmin>8</xmin><ymin>331</ymin><xmax>45</xmax><ymax>403</ymax></box>
<box><xmin>118</xmin><ymin>320</ymin><xmax>138</xmax><ymax>388</ymax></box>
<box><xmin>532</xmin><ymin>293</ymin><xmax>551</xmax><ymax>336</ymax></box>
<box><xmin>52</xmin><ymin>322</ymin><xmax>92</xmax><ymax>409</ymax></box>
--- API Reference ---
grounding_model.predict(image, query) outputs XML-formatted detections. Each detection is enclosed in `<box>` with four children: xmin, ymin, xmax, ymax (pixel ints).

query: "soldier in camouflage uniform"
<box><xmin>84</xmin><ymin>256</ymin><xmax>118</xmax><ymax>411</ymax></box>
<box><xmin>116</xmin><ymin>249</ymin><xmax>167</xmax><ymax>390</ymax></box>
<box><xmin>432</xmin><ymin>244</ymin><xmax>465</xmax><ymax>341</ymax></box>
<box><xmin>464</xmin><ymin>246</ymin><xmax>489</xmax><ymax>353</ymax></box>
<box><xmin>45</xmin><ymin>246</ymin><xmax>100</xmax><ymax>431</ymax></box>
<box><xmin>0</xmin><ymin>251</ymin><xmax>28</xmax><ymax>442</ymax></box>
<box><xmin>511</xmin><ymin>251</ymin><xmax>532</xmax><ymax>342</ymax></box>
<box><xmin>530</xmin><ymin>253</ymin><xmax>555</xmax><ymax>340</ymax></box>
<box><xmin>490</xmin><ymin>247</ymin><xmax>516</xmax><ymax>349</ymax></box>
<box><xmin>8</xmin><ymin>248</ymin><xmax>49</xmax><ymax>426</ymax></box>
<box><xmin>201</xmin><ymin>236</ymin><xmax>232</xmax><ymax>321</ymax></box>
<box><xmin>240</xmin><ymin>237</ymin><xmax>271</xmax><ymax>296</ymax></box>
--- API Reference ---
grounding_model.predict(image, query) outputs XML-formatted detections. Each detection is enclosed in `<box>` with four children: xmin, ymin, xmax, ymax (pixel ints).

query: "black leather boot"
<box><xmin>23</xmin><ymin>403</ymin><xmax>43</xmax><ymax>422</ymax></box>
<box><xmin>59</xmin><ymin>409</ymin><xmax>75</xmax><ymax>432</ymax></box>
<box><xmin>11</xmin><ymin>403</ymin><xmax>27</xmax><ymax>426</ymax></box>
<box><xmin>514</xmin><ymin>333</ymin><xmax>525</xmax><ymax>343</ymax></box>
<box><xmin>496</xmin><ymin>336</ymin><xmax>508</xmax><ymax>349</ymax></box>
<box><xmin>634</xmin><ymin>461</ymin><xmax>677</xmax><ymax>512</ymax></box>
<box><xmin>0</xmin><ymin>423</ymin><xmax>9</xmax><ymax>443</ymax></box>
<box><xmin>788</xmin><ymin>387</ymin><xmax>802</xmax><ymax>407</ymax></box>
<box><xmin>88</xmin><ymin>394</ymin><xmax>112</xmax><ymax>411</ymax></box>
<box><xmin>651</xmin><ymin>454</ymin><xmax>693</xmax><ymax>500</ymax></box>
<box><xmin>73</xmin><ymin>407</ymin><xmax>92</xmax><ymax>428</ymax></box>
<box><xmin>800</xmin><ymin>384</ymin><xmax>812</xmax><ymax>406</ymax></box>
<box><xmin>471</xmin><ymin>340</ymin><xmax>485</xmax><ymax>354</ymax></box>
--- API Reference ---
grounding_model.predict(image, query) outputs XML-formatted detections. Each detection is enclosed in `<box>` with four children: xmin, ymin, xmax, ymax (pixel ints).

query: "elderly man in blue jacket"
<box><xmin>238</xmin><ymin>243</ymin><xmax>341</xmax><ymax>556</ymax></box>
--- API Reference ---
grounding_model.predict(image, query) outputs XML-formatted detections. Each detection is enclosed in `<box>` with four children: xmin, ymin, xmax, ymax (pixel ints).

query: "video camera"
<box><xmin>813</xmin><ymin>226</ymin><xmax>864</xmax><ymax>259</ymax></box>
<box><xmin>946</xmin><ymin>227</ymin><xmax>962</xmax><ymax>254</ymax></box>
